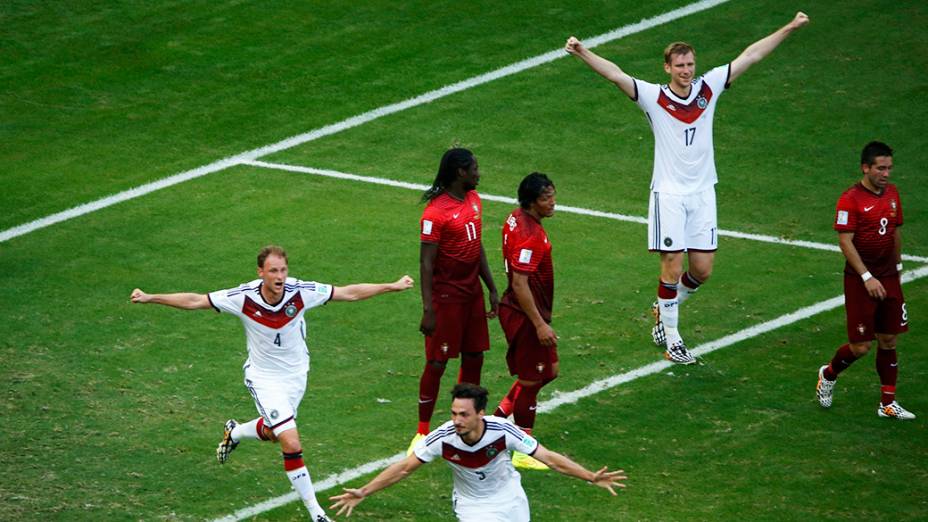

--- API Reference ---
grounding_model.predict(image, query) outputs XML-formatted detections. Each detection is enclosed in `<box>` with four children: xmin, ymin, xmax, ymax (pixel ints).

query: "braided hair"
<box><xmin>421</xmin><ymin>148</ymin><xmax>475</xmax><ymax>203</ymax></box>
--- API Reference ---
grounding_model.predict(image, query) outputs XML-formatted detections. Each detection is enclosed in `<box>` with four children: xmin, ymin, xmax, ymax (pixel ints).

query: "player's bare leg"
<box><xmin>656</xmin><ymin>253</ymin><xmax>695</xmax><ymax>364</ymax></box>
<box><xmin>278</xmin><ymin>428</ymin><xmax>331</xmax><ymax>521</ymax></box>
<box><xmin>678</xmin><ymin>251</ymin><xmax>712</xmax><ymax>305</ymax></box>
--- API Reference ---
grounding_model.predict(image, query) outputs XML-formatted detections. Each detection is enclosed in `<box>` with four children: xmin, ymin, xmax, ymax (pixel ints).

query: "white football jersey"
<box><xmin>634</xmin><ymin>64</ymin><xmax>730</xmax><ymax>195</ymax></box>
<box><xmin>208</xmin><ymin>278</ymin><xmax>333</xmax><ymax>376</ymax></box>
<box><xmin>414</xmin><ymin>416</ymin><xmax>538</xmax><ymax>502</ymax></box>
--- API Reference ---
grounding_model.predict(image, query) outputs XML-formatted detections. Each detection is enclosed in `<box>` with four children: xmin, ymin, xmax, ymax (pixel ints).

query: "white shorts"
<box><xmin>648</xmin><ymin>187</ymin><xmax>718</xmax><ymax>252</ymax></box>
<box><xmin>452</xmin><ymin>488</ymin><xmax>530</xmax><ymax>522</ymax></box>
<box><xmin>244</xmin><ymin>370</ymin><xmax>306</xmax><ymax>436</ymax></box>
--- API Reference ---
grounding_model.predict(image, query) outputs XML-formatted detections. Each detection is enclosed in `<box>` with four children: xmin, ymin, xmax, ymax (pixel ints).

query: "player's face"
<box><xmin>531</xmin><ymin>186</ymin><xmax>556</xmax><ymax>218</ymax></box>
<box><xmin>451</xmin><ymin>398</ymin><xmax>484</xmax><ymax>441</ymax></box>
<box><xmin>664</xmin><ymin>52</ymin><xmax>695</xmax><ymax>91</ymax></box>
<box><xmin>862</xmin><ymin>155</ymin><xmax>893</xmax><ymax>190</ymax></box>
<box><xmin>460</xmin><ymin>159</ymin><xmax>480</xmax><ymax>191</ymax></box>
<box><xmin>258</xmin><ymin>254</ymin><xmax>289</xmax><ymax>299</ymax></box>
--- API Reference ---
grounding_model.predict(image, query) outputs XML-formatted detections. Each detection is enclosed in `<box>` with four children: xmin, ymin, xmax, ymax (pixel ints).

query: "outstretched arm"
<box><xmin>565</xmin><ymin>36</ymin><xmax>636</xmax><ymax>98</ymax></box>
<box><xmin>532</xmin><ymin>445</ymin><xmax>628</xmax><ymax>496</ymax></box>
<box><xmin>729</xmin><ymin>11</ymin><xmax>809</xmax><ymax>83</ymax></box>
<box><xmin>332</xmin><ymin>275</ymin><xmax>414</xmax><ymax>302</ymax></box>
<box><xmin>329</xmin><ymin>454</ymin><xmax>424</xmax><ymax>517</ymax></box>
<box><xmin>129</xmin><ymin>289</ymin><xmax>212</xmax><ymax>310</ymax></box>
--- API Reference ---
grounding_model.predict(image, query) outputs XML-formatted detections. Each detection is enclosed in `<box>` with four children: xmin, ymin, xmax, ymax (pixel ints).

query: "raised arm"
<box><xmin>332</xmin><ymin>275</ymin><xmax>414</xmax><ymax>302</ymax></box>
<box><xmin>729</xmin><ymin>11</ymin><xmax>809</xmax><ymax>83</ymax></box>
<box><xmin>129</xmin><ymin>289</ymin><xmax>212</xmax><ymax>310</ymax></box>
<box><xmin>532</xmin><ymin>444</ymin><xmax>628</xmax><ymax>496</ymax></box>
<box><xmin>329</xmin><ymin>453</ymin><xmax>424</xmax><ymax>517</ymax></box>
<box><xmin>565</xmin><ymin>36</ymin><xmax>636</xmax><ymax>98</ymax></box>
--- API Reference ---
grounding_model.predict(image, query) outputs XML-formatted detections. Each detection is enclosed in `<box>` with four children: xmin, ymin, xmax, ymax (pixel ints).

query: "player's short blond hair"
<box><xmin>257</xmin><ymin>245</ymin><xmax>288</xmax><ymax>268</ymax></box>
<box><xmin>664</xmin><ymin>42</ymin><xmax>695</xmax><ymax>64</ymax></box>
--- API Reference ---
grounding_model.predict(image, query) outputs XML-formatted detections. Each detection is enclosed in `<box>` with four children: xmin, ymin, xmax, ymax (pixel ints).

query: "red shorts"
<box><xmin>498</xmin><ymin>306</ymin><xmax>558</xmax><ymax>381</ymax></box>
<box><xmin>844</xmin><ymin>273</ymin><xmax>908</xmax><ymax>342</ymax></box>
<box><xmin>424</xmin><ymin>295</ymin><xmax>490</xmax><ymax>361</ymax></box>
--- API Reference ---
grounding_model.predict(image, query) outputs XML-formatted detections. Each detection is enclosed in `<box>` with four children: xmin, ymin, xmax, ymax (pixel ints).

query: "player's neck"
<box><xmin>860</xmin><ymin>178</ymin><xmax>883</xmax><ymax>195</ymax></box>
<box><xmin>446</xmin><ymin>185</ymin><xmax>468</xmax><ymax>201</ymax></box>
<box><xmin>260</xmin><ymin>285</ymin><xmax>284</xmax><ymax>305</ymax></box>
<box><xmin>460</xmin><ymin>419</ymin><xmax>485</xmax><ymax>445</ymax></box>
<box><xmin>668</xmin><ymin>82</ymin><xmax>692</xmax><ymax>99</ymax></box>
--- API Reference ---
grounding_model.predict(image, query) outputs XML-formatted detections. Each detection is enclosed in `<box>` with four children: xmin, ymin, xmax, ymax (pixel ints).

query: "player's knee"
<box><xmin>877</xmin><ymin>336</ymin><xmax>897</xmax><ymax>351</ymax></box>
<box><xmin>517</xmin><ymin>378</ymin><xmax>542</xmax><ymax>388</ymax></box>
<box><xmin>849</xmin><ymin>342</ymin><xmax>872</xmax><ymax>357</ymax></box>
<box><xmin>277</xmin><ymin>429</ymin><xmax>301</xmax><ymax>453</ymax></box>
<box><xmin>427</xmin><ymin>359</ymin><xmax>447</xmax><ymax>370</ymax></box>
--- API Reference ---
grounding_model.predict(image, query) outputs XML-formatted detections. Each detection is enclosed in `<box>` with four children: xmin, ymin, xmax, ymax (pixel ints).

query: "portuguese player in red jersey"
<box><xmin>494</xmin><ymin>172</ymin><xmax>558</xmax><ymax>470</ymax></box>
<box><xmin>409</xmin><ymin>148</ymin><xmax>500</xmax><ymax>454</ymax></box>
<box><xmin>816</xmin><ymin>141</ymin><xmax>914</xmax><ymax>420</ymax></box>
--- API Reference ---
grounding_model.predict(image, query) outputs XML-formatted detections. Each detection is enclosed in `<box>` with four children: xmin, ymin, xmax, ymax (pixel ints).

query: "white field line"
<box><xmin>244</xmin><ymin>160</ymin><xmax>928</xmax><ymax>263</ymax></box>
<box><xmin>213</xmin><ymin>262</ymin><xmax>928</xmax><ymax>521</ymax></box>
<box><xmin>0</xmin><ymin>0</ymin><xmax>732</xmax><ymax>245</ymax></box>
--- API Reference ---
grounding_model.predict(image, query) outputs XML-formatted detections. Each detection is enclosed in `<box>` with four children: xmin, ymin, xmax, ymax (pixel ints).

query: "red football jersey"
<box><xmin>420</xmin><ymin>191</ymin><xmax>484</xmax><ymax>302</ymax></box>
<box><xmin>500</xmin><ymin>208</ymin><xmax>554</xmax><ymax>321</ymax></box>
<box><xmin>834</xmin><ymin>182</ymin><xmax>903</xmax><ymax>277</ymax></box>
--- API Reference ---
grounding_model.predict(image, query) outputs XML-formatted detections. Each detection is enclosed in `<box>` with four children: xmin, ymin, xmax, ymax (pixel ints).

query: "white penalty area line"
<box><xmin>214</xmin><ymin>262</ymin><xmax>928</xmax><ymax>522</ymax></box>
<box><xmin>1</xmin><ymin>0</ymin><xmax>732</xmax><ymax>245</ymax></box>
<box><xmin>243</xmin><ymin>160</ymin><xmax>928</xmax><ymax>263</ymax></box>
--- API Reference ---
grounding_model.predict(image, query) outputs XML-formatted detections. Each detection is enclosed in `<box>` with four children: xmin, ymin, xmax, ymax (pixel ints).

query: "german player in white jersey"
<box><xmin>566</xmin><ymin>12</ymin><xmax>809</xmax><ymax>364</ymax></box>
<box><xmin>130</xmin><ymin>245</ymin><xmax>413</xmax><ymax>522</ymax></box>
<box><xmin>330</xmin><ymin>383</ymin><xmax>627</xmax><ymax>521</ymax></box>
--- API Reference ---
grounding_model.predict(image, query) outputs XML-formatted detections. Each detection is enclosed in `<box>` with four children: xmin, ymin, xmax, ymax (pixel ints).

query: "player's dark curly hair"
<box><xmin>518</xmin><ymin>172</ymin><xmax>555</xmax><ymax>209</ymax></box>
<box><xmin>861</xmin><ymin>141</ymin><xmax>893</xmax><ymax>166</ymax></box>
<box><xmin>450</xmin><ymin>382</ymin><xmax>488</xmax><ymax>413</ymax></box>
<box><xmin>421</xmin><ymin>148</ymin><xmax>475</xmax><ymax>203</ymax></box>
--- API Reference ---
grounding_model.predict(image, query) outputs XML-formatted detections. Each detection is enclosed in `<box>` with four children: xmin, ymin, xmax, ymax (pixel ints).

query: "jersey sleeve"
<box><xmin>834</xmin><ymin>191</ymin><xmax>857</xmax><ymax>232</ymax></box>
<box><xmin>414</xmin><ymin>424</ymin><xmax>450</xmax><ymax>463</ymax></box>
<box><xmin>503</xmin><ymin>422</ymin><xmax>539</xmax><ymax>456</ymax></box>
<box><xmin>297</xmin><ymin>280</ymin><xmax>333</xmax><ymax>309</ymax></box>
<box><xmin>505</xmin><ymin>227</ymin><xmax>544</xmax><ymax>275</ymax></box>
<box><xmin>420</xmin><ymin>204</ymin><xmax>447</xmax><ymax>244</ymax></box>
<box><xmin>208</xmin><ymin>286</ymin><xmax>245</xmax><ymax>316</ymax></box>
<box><xmin>633</xmin><ymin>78</ymin><xmax>660</xmax><ymax>110</ymax></box>
<box><xmin>703</xmin><ymin>64</ymin><xmax>731</xmax><ymax>92</ymax></box>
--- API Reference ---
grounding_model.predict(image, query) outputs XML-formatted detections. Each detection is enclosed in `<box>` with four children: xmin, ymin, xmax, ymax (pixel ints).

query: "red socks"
<box><xmin>824</xmin><ymin>344</ymin><xmax>858</xmax><ymax>381</ymax></box>
<box><xmin>458</xmin><ymin>353</ymin><xmax>483</xmax><ymax>386</ymax></box>
<box><xmin>418</xmin><ymin>361</ymin><xmax>446</xmax><ymax>433</ymax></box>
<box><xmin>513</xmin><ymin>382</ymin><xmax>542</xmax><ymax>432</ymax></box>
<box><xmin>495</xmin><ymin>381</ymin><xmax>522</xmax><ymax>417</ymax></box>
<box><xmin>876</xmin><ymin>349</ymin><xmax>898</xmax><ymax>406</ymax></box>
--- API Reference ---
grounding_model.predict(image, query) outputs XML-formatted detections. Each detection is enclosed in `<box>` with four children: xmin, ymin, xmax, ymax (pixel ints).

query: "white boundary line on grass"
<box><xmin>0</xmin><ymin>0</ymin><xmax>732</xmax><ymax>245</ymax></box>
<box><xmin>214</xmin><ymin>263</ymin><xmax>928</xmax><ymax>521</ymax></box>
<box><xmin>243</xmin><ymin>160</ymin><xmax>928</xmax><ymax>263</ymax></box>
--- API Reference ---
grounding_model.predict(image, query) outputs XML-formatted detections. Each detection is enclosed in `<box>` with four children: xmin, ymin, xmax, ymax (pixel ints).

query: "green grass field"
<box><xmin>2</xmin><ymin>1</ymin><xmax>927</xmax><ymax>520</ymax></box>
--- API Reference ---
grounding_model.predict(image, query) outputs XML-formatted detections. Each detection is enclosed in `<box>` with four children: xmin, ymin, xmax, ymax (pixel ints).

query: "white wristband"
<box><xmin>896</xmin><ymin>263</ymin><xmax>904</xmax><ymax>272</ymax></box>
<box><xmin>861</xmin><ymin>271</ymin><xmax>873</xmax><ymax>282</ymax></box>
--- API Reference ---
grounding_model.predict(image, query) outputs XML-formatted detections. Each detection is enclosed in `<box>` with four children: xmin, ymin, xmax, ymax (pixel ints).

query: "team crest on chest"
<box><xmin>890</xmin><ymin>199</ymin><xmax>897</xmax><ymax>217</ymax></box>
<box><xmin>485</xmin><ymin>446</ymin><xmax>499</xmax><ymax>458</ymax></box>
<box><xmin>285</xmin><ymin>303</ymin><xmax>298</xmax><ymax>317</ymax></box>
<box><xmin>696</xmin><ymin>95</ymin><xmax>708</xmax><ymax>109</ymax></box>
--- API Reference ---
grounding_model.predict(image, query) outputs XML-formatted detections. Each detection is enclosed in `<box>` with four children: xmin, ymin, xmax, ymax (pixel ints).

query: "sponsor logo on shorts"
<box><xmin>664</xmin><ymin>237</ymin><xmax>673</xmax><ymax>247</ymax></box>
<box><xmin>857</xmin><ymin>323</ymin><xmax>866</xmax><ymax>335</ymax></box>
<box><xmin>536</xmin><ymin>362</ymin><xmax>545</xmax><ymax>373</ymax></box>
<box><xmin>270</xmin><ymin>409</ymin><xmax>279</xmax><ymax>419</ymax></box>
<box><xmin>441</xmin><ymin>343</ymin><xmax>449</xmax><ymax>355</ymax></box>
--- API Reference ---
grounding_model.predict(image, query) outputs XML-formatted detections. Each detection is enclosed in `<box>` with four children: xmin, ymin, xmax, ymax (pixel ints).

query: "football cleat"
<box><xmin>816</xmin><ymin>365</ymin><xmax>835</xmax><ymax>408</ymax></box>
<box><xmin>651</xmin><ymin>301</ymin><xmax>666</xmax><ymax>346</ymax></box>
<box><xmin>664</xmin><ymin>340</ymin><xmax>696</xmax><ymax>365</ymax></box>
<box><xmin>877</xmin><ymin>401</ymin><xmax>916</xmax><ymax>420</ymax></box>
<box><xmin>512</xmin><ymin>451</ymin><xmax>549</xmax><ymax>471</ymax></box>
<box><xmin>314</xmin><ymin>514</ymin><xmax>332</xmax><ymax>522</ymax></box>
<box><xmin>216</xmin><ymin>419</ymin><xmax>239</xmax><ymax>464</ymax></box>
<box><xmin>406</xmin><ymin>433</ymin><xmax>426</xmax><ymax>456</ymax></box>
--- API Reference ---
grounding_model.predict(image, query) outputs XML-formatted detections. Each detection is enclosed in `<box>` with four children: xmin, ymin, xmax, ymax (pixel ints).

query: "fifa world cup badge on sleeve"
<box><xmin>836</xmin><ymin>210</ymin><xmax>849</xmax><ymax>225</ymax></box>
